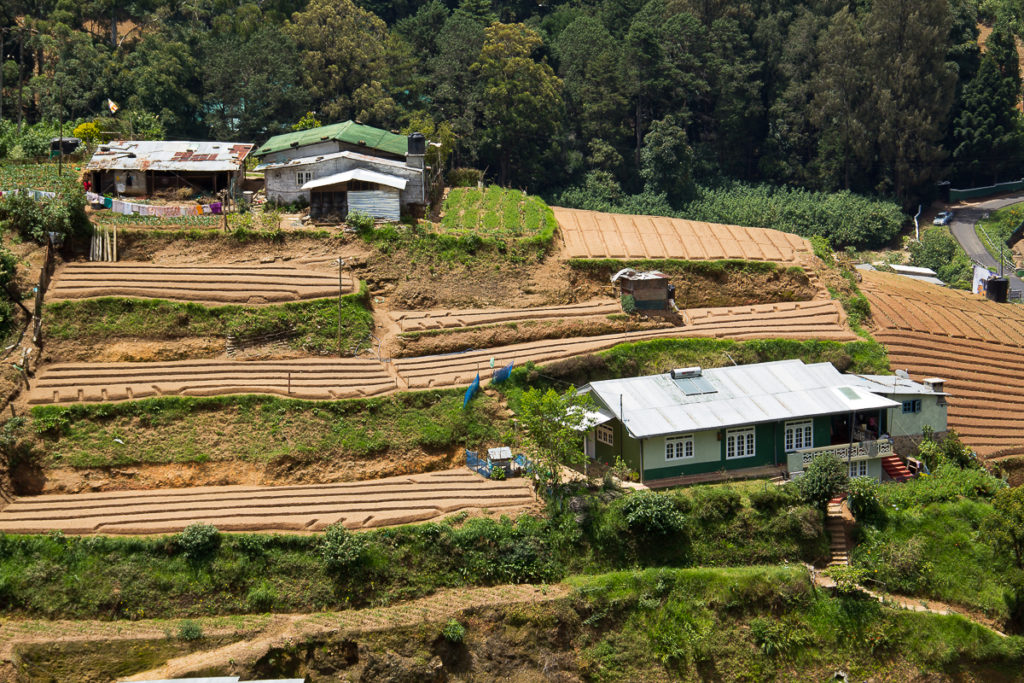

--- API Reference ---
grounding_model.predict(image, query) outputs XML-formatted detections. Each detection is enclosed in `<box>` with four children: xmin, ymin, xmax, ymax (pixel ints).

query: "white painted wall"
<box><xmin>265</xmin><ymin>154</ymin><xmax>425</xmax><ymax>212</ymax></box>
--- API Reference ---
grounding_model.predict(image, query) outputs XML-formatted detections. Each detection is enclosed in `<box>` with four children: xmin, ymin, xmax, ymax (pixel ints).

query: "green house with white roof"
<box><xmin>577</xmin><ymin>359</ymin><xmax>947</xmax><ymax>486</ymax></box>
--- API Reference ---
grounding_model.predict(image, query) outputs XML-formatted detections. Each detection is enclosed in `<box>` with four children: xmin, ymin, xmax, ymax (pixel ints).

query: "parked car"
<box><xmin>933</xmin><ymin>211</ymin><xmax>954</xmax><ymax>225</ymax></box>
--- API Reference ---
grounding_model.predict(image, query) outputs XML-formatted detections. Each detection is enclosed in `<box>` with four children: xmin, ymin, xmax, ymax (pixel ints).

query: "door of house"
<box><xmin>584</xmin><ymin>430</ymin><xmax>596</xmax><ymax>460</ymax></box>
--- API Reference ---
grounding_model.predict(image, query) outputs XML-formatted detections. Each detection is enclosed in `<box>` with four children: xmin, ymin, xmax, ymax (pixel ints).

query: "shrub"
<box><xmin>690</xmin><ymin>487</ymin><xmax>742</xmax><ymax>523</ymax></box>
<box><xmin>798</xmin><ymin>453</ymin><xmax>849</xmax><ymax>510</ymax></box>
<box><xmin>246</xmin><ymin>580</ymin><xmax>276</xmax><ymax>612</ymax></box>
<box><xmin>347</xmin><ymin>211</ymin><xmax>375</xmax><ymax>235</ymax></box>
<box><xmin>750</xmin><ymin>616</ymin><xmax>808</xmax><ymax>657</ymax></box>
<box><xmin>749</xmin><ymin>485</ymin><xmax>800</xmax><ymax>514</ymax></box>
<box><xmin>441</xmin><ymin>618</ymin><xmax>467</xmax><ymax>643</ymax></box>
<box><xmin>823</xmin><ymin>565</ymin><xmax>869</xmax><ymax>595</ymax></box>
<box><xmin>620</xmin><ymin>294</ymin><xmax>636</xmax><ymax>314</ymax></box>
<box><xmin>489</xmin><ymin>466</ymin><xmax>506</xmax><ymax>480</ymax></box>
<box><xmin>846</xmin><ymin>476</ymin><xmax>884</xmax><ymax>525</ymax></box>
<box><xmin>177</xmin><ymin>619</ymin><xmax>203</xmax><ymax>641</ymax></box>
<box><xmin>865</xmin><ymin>537</ymin><xmax>932</xmax><ymax>594</ymax></box>
<box><xmin>174</xmin><ymin>523</ymin><xmax>221</xmax><ymax>562</ymax></box>
<box><xmin>618</xmin><ymin>491</ymin><xmax>686</xmax><ymax>537</ymax></box>
<box><xmin>447</xmin><ymin>167</ymin><xmax>484</xmax><ymax>187</ymax></box>
<box><xmin>320</xmin><ymin>523</ymin><xmax>374</xmax><ymax>579</ymax></box>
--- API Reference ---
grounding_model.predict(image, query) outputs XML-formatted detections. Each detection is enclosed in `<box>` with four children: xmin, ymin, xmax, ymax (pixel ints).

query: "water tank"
<box><xmin>986</xmin><ymin>277</ymin><xmax>1009</xmax><ymax>303</ymax></box>
<box><xmin>408</xmin><ymin>132</ymin><xmax>426</xmax><ymax>155</ymax></box>
<box><xmin>670</xmin><ymin>367</ymin><xmax>702</xmax><ymax>379</ymax></box>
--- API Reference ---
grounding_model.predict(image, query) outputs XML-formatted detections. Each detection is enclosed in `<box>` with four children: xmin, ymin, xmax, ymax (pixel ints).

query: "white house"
<box><xmin>253</xmin><ymin>121</ymin><xmax>427</xmax><ymax>221</ymax></box>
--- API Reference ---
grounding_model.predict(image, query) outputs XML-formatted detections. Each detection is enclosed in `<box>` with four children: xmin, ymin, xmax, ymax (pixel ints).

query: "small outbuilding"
<box><xmin>85</xmin><ymin>140</ymin><xmax>253</xmax><ymax>197</ymax></box>
<box><xmin>611</xmin><ymin>268</ymin><xmax>672</xmax><ymax>311</ymax></box>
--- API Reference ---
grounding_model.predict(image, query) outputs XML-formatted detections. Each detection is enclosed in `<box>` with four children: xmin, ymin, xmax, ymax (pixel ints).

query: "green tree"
<box><xmin>798</xmin><ymin>452</ymin><xmax>849</xmax><ymax>510</ymax></box>
<box><xmin>201</xmin><ymin>26</ymin><xmax>306</xmax><ymax>140</ymax></box>
<box><xmin>953</xmin><ymin>52</ymin><xmax>1023</xmax><ymax>185</ymax></box>
<box><xmin>292</xmin><ymin>111</ymin><xmax>322</xmax><ymax>132</ymax></box>
<box><xmin>286</xmin><ymin>0</ymin><xmax>393</xmax><ymax>123</ymax></box>
<box><xmin>429</xmin><ymin>13</ymin><xmax>486</xmax><ymax>165</ymax></box>
<box><xmin>471</xmin><ymin>22</ymin><xmax>563</xmax><ymax>186</ymax></box>
<box><xmin>515</xmin><ymin>387</ymin><xmax>594</xmax><ymax>489</ymax></box>
<box><xmin>640</xmin><ymin>114</ymin><xmax>696</xmax><ymax>206</ymax></box>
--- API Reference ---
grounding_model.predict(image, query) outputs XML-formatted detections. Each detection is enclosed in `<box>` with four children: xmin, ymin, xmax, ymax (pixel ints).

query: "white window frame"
<box><xmin>296</xmin><ymin>171</ymin><xmax>312</xmax><ymax>185</ymax></box>
<box><xmin>726</xmin><ymin>427</ymin><xmax>756</xmax><ymax>460</ymax></box>
<box><xmin>596</xmin><ymin>424</ymin><xmax>614</xmax><ymax>446</ymax></box>
<box><xmin>665</xmin><ymin>435</ymin><xmax>694</xmax><ymax>461</ymax></box>
<box><xmin>784</xmin><ymin>419</ymin><xmax>813</xmax><ymax>452</ymax></box>
<box><xmin>849</xmin><ymin>460</ymin><xmax>868</xmax><ymax>478</ymax></box>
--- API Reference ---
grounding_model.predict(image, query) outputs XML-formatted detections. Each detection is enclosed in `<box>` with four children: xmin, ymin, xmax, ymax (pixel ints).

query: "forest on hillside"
<box><xmin>2</xmin><ymin>0</ymin><xmax>1024</xmax><ymax>210</ymax></box>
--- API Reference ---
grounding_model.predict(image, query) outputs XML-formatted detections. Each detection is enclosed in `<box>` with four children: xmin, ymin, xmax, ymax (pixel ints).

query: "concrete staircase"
<box><xmin>881</xmin><ymin>455</ymin><xmax>913</xmax><ymax>482</ymax></box>
<box><xmin>826</xmin><ymin>495</ymin><xmax>849</xmax><ymax>567</ymax></box>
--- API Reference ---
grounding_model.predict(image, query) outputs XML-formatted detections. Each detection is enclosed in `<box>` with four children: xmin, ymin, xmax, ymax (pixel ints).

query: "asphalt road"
<box><xmin>948</xmin><ymin>194</ymin><xmax>1024</xmax><ymax>294</ymax></box>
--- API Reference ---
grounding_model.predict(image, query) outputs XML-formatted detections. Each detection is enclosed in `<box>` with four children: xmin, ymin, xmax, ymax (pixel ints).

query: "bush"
<box><xmin>847</xmin><ymin>476</ymin><xmax>884</xmax><ymax>525</ymax></box>
<box><xmin>865</xmin><ymin>537</ymin><xmax>932</xmax><ymax>594</ymax></box>
<box><xmin>798</xmin><ymin>453</ymin><xmax>849</xmax><ymax>510</ymax></box>
<box><xmin>174</xmin><ymin>523</ymin><xmax>221</xmax><ymax>562</ymax></box>
<box><xmin>750</xmin><ymin>616</ymin><xmax>808</xmax><ymax>657</ymax></box>
<box><xmin>878</xmin><ymin>464</ymin><xmax>1004</xmax><ymax>509</ymax></box>
<box><xmin>690</xmin><ymin>487</ymin><xmax>742</xmax><ymax>523</ymax></box>
<box><xmin>320</xmin><ymin>523</ymin><xmax>375</xmax><ymax>579</ymax></box>
<box><xmin>489</xmin><ymin>466</ymin><xmax>506</xmax><ymax>480</ymax></box>
<box><xmin>347</xmin><ymin>211</ymin><xmax>375</xmax><ymax>235</ymax></box>
<box><xmin>618</xmin><ymin>491</ymin><xmax>686</xmax><ymax>538</ymax></box>
<box><xmin>447</xmin><ymin>167</ymin><xmax>484</xmax><ymax>187</ymax></box>
<box><xmin>620</xmin><ymin>294</ymin><xmax>636</xmax><ymax>314</ymax></box>
<box><xmin>246</xmin><ymin>580</ymin><xmax>276</xmax><ymax>612</ymax></box>
<box><xmin>177</xmin><ymin>619</ymin><xmax>203</xmax><ymax>641</ymax></box>
<box><xmin>441</xmin><ymin>618</ymin><xmax>467</xmax><ymax>642</ymax></box>
<box><xmin>749</xmin><ymin>485</ymin><xmax>800</xmax><ymax>514</ymax></box>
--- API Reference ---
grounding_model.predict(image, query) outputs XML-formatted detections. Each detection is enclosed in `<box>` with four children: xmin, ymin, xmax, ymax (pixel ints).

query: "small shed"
<box><xmin>86</xmin><ymin>140</ymin><xmax>252</xmax><ymax>197</ymax></box>
<box><xmin>49</xmin><ymin>137</ymin><xmax>81</xmax><ymax>157</ymax></box>
<box><xmin>611</xmin><ymin>268</ymin><xmax>671</xmax><ymax>311</ymax></box>
<box><xmin>301</xmin><ymin>168</ymin><xmax>407</xmax><ymax>221</ymax></box>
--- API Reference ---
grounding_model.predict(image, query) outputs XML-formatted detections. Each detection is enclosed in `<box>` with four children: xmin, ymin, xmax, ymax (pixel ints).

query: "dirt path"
<box><xmin>47</xmin><ymin>262</ymin><xmax>353</xmax><ymax>305</ymax></box>
<box><xmin>0</xmin><ymin>582</ymin><xmax>570</xmax><ymax>680</ymax></box>
<box><xmin>552</xmin><ymin>206</ymin><xmax>812</xmax><ymax>263</ymax></box>
<box><xmin>390</xmin><ymin>298</ymin><xmax>621</xmax><ymax>332</ymax></box>
<box><xmin>0</xmin><ymin>469</ymin><xmax>536</xmax><ymax>535</ymax></box>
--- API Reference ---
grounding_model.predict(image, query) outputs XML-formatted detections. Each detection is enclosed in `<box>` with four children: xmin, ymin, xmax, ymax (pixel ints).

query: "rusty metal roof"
<box><xmin>86</xmin><ymin>140</ymin><xmax>252</xmax><ymax>172</ymax></box>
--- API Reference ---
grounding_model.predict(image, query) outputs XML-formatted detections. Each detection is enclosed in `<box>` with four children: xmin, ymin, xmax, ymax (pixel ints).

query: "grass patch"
<box><xmin>45</xmin><ymin>284</ymin><xmax>373</xmax><ymax>355</ymax></box>
<box><xmin>851</xmin><ymin>466</ymin><xmax>1014</xmax><ymax>622</ymax></box>
<box><xmin>28</xmin><ymin>389</ymin><xmax>501</xmax><ymax>468</ymax></box>
<box><xmin>500</xmin><ymin>337</ymin><xmax>889</xmax><ymax>402</ymax></box>
<box><xmin>568</xmin><ymin>257</ymin><xmax>783</xmax><ymax>277</ymax></box>
<box><xmin>0</xmin><ymin>162</ymin><xmax>66</xmax><ymax>192</ymax></box>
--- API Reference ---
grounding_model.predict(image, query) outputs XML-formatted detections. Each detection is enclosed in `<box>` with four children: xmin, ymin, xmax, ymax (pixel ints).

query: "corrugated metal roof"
<box><xmin>844</xmin><ymin>372</ymin><xmax>947</xmax><ymax>396</ymax></box>
<box><xmin>897</xmin><ymin>273</ymin><xmax>946</xmax><ymax>286</ymax></box>
<box><xmin>253</xmin><ymin>149</ymin><xmax>412</xmax><ymax>172</ymax></box>
<box><xmin>891</xmin><ymin>264</ymin><xmax>938</xmax><ymax>276</ymax></box>
<box><xmin>583</xmin><ymin>359</ymin><xmax>901</xmax><ymax>438</ymax></box>
<box><xmin>302</xmin><ymin>168</ymin><xmax>407</xmax><ymax>191</ymax></box>
<box><xmin>86</xmin><ymin>140</ymin><xmax>252</xmax><ymax>172</ymax></box>
<box><xmin>610</xmin><ymin>268</ymin><xmax>668</xmax><ymax>283</ymax></box>
<box><xmin>254</xmin><ymin>120</ymin><xmax>408</xmax><ymax>157</ymax></box>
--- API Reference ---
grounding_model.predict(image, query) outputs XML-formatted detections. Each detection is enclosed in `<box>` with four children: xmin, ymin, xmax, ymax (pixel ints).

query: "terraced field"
<box><xmin>553</xmin><ymin>207</ymin><xmax>811</xmax><ymax>263</ymax></box>
<box><xmin>47</xmin><ymin>262</ymin><xmax>352</xmax><ymax>304</ymax></box>
<box><xmin>26</xmin><ymin>299</ymin><xmax>852</xmax><ymax>402</ymax></box>
<box><xmin>390</xmin><ymin>299</ymin><xmax>621</xmax><ymax>332</ymax></box>
<box><xmin>393</xmin><ymin>300</ymin><xmax>855</xmax><ymax>389</ymax></box>
<box><xmin>27</xmin><ymin>357</ymin><xmax>395</xmax><ymax>404</ymax></box>
<box><xmin>861</xmin><ymin>270</ymin><xmax>1024</xmax><ymax>457</ymax></box>
<box><xmin>0</xmin><ymin>469</ymin><xmax>535</xmax><ymax>535</ymax></box>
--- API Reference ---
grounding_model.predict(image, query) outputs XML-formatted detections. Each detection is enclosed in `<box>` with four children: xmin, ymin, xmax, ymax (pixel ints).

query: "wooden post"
<box><xmin>337</xmin><ymin>257</ymin><xmax>344</xmax><ymax>356</ymax></box>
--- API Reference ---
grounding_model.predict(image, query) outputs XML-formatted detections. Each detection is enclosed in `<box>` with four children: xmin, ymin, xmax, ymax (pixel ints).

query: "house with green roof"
<box><xmin>253</xmin><ymin>121</ymin><xmax>427</xmax><ymax>221</ymax></box>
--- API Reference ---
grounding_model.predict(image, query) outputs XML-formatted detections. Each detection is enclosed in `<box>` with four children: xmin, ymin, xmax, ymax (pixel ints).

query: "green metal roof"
<box><xmin>253</xmin><ymin>121</ymin><xmax>408</xmax><ymax>157</ymax></box>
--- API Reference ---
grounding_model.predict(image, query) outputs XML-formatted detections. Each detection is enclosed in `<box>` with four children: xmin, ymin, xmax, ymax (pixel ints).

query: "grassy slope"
<box><xmin>45</xmin><ymin>289</ymin><xmax>373</xmax><ymax>355</ymax></box>
<box><xmin>30</xmin><ymin>391</ymin><xmax>501</xmax><ymax>468</ymax></box>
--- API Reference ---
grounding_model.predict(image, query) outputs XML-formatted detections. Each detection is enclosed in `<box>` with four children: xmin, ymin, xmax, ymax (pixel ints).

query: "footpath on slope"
<box><xmin>0</xmin><ymin>582</ymin><xmax>570</xmax><ymax>681</ymax></box>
